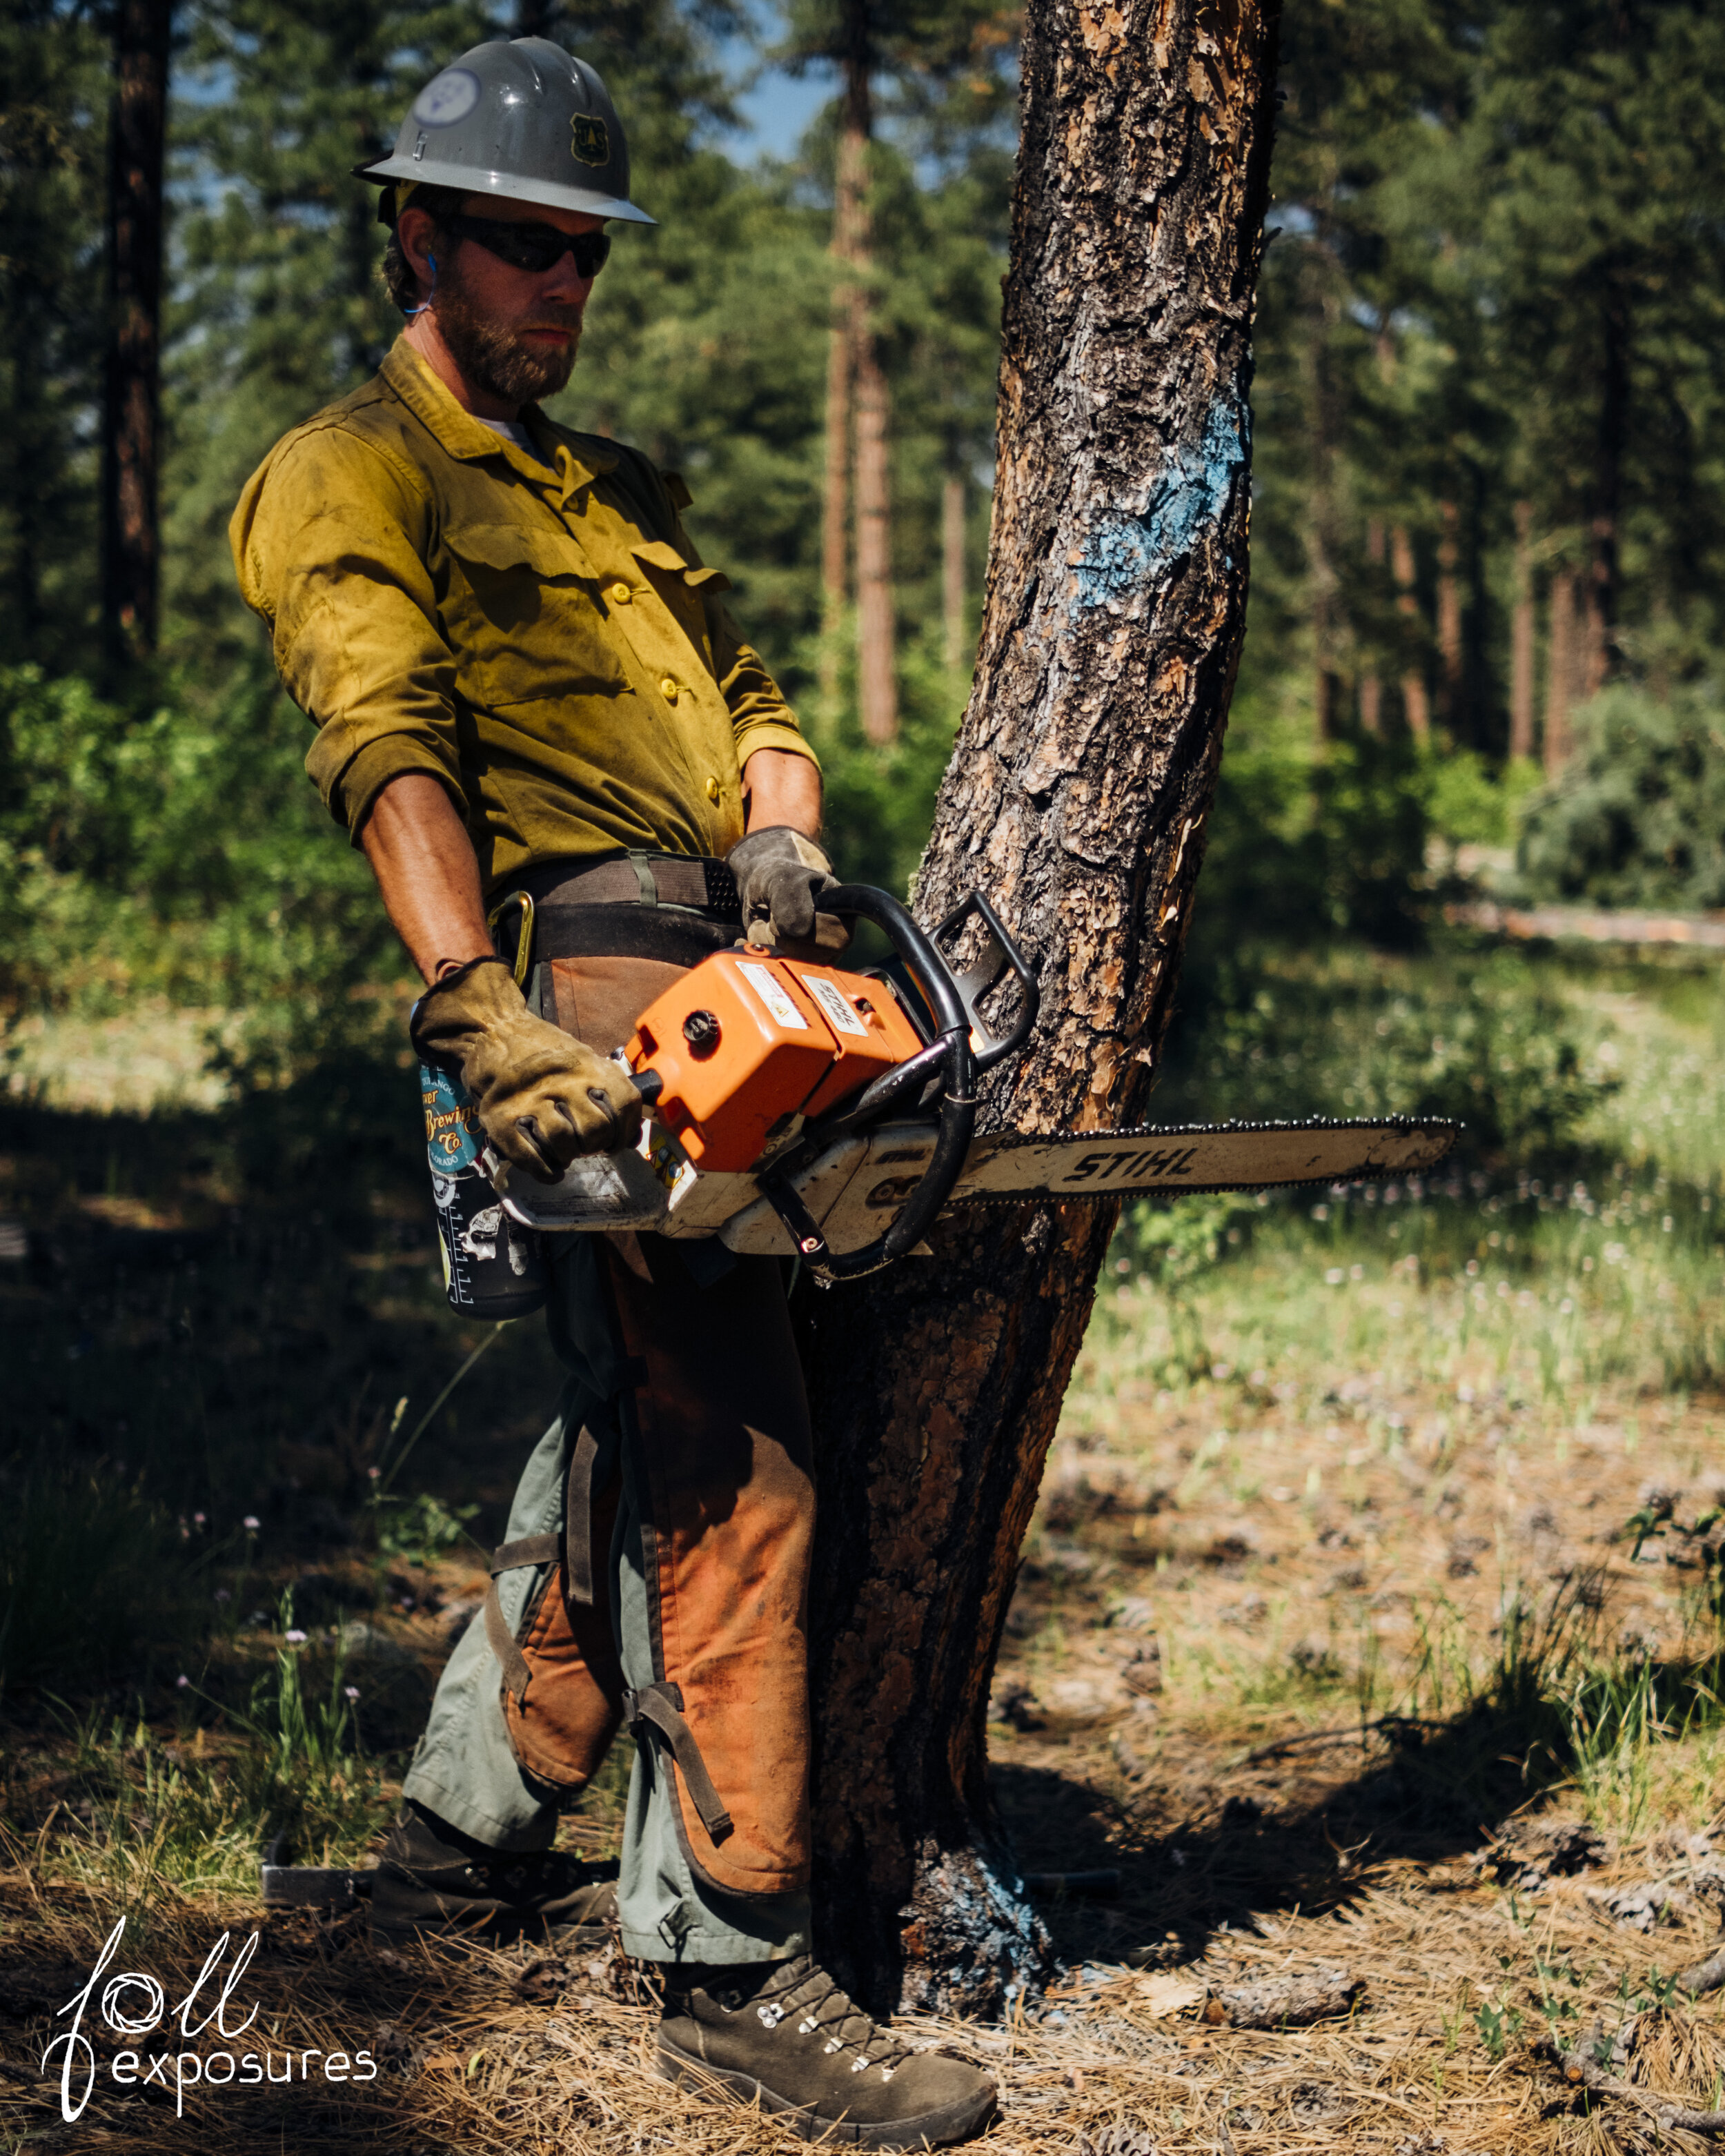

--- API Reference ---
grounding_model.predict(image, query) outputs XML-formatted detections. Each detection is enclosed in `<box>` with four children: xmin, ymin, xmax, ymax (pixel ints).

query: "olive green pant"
<box><xmin>402</xmin><ymin>1236</ymin><xmax>812</xmax><ymax>1966</ymax></box>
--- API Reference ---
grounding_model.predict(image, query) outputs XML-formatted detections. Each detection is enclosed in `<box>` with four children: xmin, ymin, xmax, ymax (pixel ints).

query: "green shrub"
<box><xmin>1519</xmin><ymin>680</ymin><xmax>1725</xmax><ymax>909</ymax></box>
<box><xmin>1155</xmin><ymin>946</ymin><xmax>1614</xmax><ymax>1163</ymax></box>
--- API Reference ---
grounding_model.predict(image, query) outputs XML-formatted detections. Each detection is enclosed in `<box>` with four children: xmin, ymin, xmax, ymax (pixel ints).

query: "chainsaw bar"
<box><xmin>497</xmin><ymin>1115</ymin><xmax>1459</xmax><ymax>1255</ymax></box>
<box><xmin>954</xmin><ymin>1114</ymin><xmax>1459</xmax><ymax>1203</ymax></box>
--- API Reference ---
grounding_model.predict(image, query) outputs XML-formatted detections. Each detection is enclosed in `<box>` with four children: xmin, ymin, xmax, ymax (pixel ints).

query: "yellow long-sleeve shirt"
<box><xmin>230</xmin><ymin>337</ymin><xmax>816</xmax><ymax>893</ymax></box>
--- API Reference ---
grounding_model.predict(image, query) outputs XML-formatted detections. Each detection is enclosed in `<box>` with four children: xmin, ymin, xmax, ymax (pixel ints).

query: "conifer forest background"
<box><xmin>8</xmin><ymin>6</ymin><xmax>1725</xmax><ymax>2146</ymax></box>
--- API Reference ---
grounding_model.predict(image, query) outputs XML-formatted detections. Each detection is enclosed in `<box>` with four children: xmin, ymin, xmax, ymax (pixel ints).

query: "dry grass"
<box><xmin>7</xmin><ymin>1323</ymin><xmax>1725</xmax><ymax>2153</ymax></box>
<box><xmin>6</xmin><ymin>958</ymin><xmax>1725</xmax><ymax>2149</ymax></box>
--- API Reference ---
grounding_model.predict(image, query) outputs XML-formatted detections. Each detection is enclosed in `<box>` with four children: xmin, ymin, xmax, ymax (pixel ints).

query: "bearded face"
<box><xmin>430</xmin><ymin>243</ymin><xmax>584</xmax><ymax>406</ymax></box>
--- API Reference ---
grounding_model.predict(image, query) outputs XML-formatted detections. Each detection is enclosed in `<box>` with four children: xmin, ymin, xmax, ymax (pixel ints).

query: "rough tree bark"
<box><xmin>799</xmin><ymin>0</ymin><xmax>1279</xmax><ymax>2016</ymax></box>
<box><xmin>101</xmin><ymin>0</ymin><xmax>171</xmax><ymax>669</ymax></box>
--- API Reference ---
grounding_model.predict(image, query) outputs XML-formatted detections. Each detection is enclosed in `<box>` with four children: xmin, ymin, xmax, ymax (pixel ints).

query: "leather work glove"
<box><xmin>411</xmin><ymin>956</ymin><xmax>644</xmax><ymax>1183</ymax></box>
<box><xmin>726</xmin><ymin>827</ymin><xmax>849</xmax><ymax>953</ymax></box>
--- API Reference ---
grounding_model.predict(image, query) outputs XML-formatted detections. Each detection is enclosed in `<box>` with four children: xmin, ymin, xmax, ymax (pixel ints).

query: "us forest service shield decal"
<box><xmin>570</xmin><ymin>114</ymin><xmax>609</xmax><ymax>166</ymax></box>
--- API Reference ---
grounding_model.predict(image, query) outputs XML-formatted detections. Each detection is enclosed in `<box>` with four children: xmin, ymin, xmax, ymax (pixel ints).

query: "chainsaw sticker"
<box><xmin>798</xmin><ymin>974</ymin><xmax>868</xmax><ymax>1038</ymax></box>
<box><xmin>1059</xmin><ymin>1146</ymin><xmax>1200</xmax><ymax>1185</ymax></box>
<box><xmin>738</xmin><ymin>962</ymin><xmax>809</xmax><ymax>1030</ymax></box>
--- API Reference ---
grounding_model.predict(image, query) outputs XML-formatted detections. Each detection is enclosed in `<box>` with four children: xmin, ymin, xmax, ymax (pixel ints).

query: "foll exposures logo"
<box><xmin>570</xmin><ymin>112</ymin><xmax>609</xmax><ymax>166</ymax></box>
<box><xmin>43</xmin><ymin>1915</ymin><xmax>377</xmax><ymax>2121</ymax></box>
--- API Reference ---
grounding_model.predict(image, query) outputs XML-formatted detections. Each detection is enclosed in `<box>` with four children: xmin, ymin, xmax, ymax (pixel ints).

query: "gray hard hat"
<box><xmin>353</xmin><ymin>38</ymin><xmax>653</xmax><ymax>226</ymax></box>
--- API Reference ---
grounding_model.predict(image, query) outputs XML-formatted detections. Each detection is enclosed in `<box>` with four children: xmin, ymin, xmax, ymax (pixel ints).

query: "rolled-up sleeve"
<box><xmin>229</xmin><ymin>426</ymin><xmax>469</xmax><ymax>840</ymax></box>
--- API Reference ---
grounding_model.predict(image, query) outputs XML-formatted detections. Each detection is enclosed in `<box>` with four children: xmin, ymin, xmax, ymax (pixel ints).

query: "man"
<box><xmin>230</xmin><ymin>36</ymin><xmax>994</xmax><ymax>2153</ymax></box>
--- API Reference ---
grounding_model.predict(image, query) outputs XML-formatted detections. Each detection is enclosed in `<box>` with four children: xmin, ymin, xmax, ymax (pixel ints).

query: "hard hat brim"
<box><xmin>353</xmin><ymin>153</ymin><xmax>656</xmax><ymax>226</ymax></box>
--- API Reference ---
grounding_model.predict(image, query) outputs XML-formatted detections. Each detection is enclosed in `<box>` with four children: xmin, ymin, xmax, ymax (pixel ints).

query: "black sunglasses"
<box><xmin>442</xmin><ymin>214</ymin><xmax>611</xmax><ymax>279</ymax></box>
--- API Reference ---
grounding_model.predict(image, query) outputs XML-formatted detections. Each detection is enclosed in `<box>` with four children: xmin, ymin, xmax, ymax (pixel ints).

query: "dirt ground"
<box><xmin>7</xmin><ymin>1320</ymin><xmax>1725</xmax><ymax>2155</ymax></box>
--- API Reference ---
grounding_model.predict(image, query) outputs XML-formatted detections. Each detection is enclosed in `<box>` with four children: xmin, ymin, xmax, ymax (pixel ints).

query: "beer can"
<box><xmin>419</xmin><ymin>1062</ymin><xmax>549</xmax><ymax>1320</ymax></box>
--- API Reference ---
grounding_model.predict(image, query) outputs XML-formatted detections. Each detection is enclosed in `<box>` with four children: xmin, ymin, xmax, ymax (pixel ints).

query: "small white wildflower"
<box><xmin>176</xmin><ymin>1674</ymin><xmax>190</xmax><ymax>1688</ymax></box>
<box><xmin>344</xmin><ymin>1685</ymin><xmax>360</xmax><ymax>1701</ymax></box>
<box><xmin>242</xmin><ymin>1514</ymin><xmax>260</xmax><ymax>1531</ymax></box>
<box><xmin>284</xmin><ymin>1628</ymin><xmax>307</xmax><ymax>1645</ymax></box>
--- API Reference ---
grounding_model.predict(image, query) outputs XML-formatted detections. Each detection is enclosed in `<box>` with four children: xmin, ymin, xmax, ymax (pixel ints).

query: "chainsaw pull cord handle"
<box><xmin>764</xmin><ymin>883</ymin><xmax>978</xmax><ymax>1282</ymax></box>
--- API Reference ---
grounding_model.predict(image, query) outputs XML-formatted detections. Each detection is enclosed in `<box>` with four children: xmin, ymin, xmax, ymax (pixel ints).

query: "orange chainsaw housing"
<box><xmin>626</xmin><ymin>950</ymin><xmax>925</xmax><ymax>1171</ymax></box>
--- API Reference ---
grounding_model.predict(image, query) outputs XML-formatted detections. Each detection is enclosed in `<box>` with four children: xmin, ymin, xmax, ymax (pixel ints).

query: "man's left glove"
<box><xmin>411</xmin><ymin>956</ymin><xmax>644</xmax><ymax>1184</ymax></box>
<box><xmin>727</xmin><ymin>827</ymin><xmax>848</xmax><ymax>953</ymax></box>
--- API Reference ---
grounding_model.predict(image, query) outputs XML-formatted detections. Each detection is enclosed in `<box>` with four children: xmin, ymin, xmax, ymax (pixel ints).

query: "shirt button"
<box><xmin>660</xmin><ymin>676</ymin><xmax>680</xmax><ymax>702</ymax></box>
<box><xmin>607</xmin><ymin>582</ymin><xmax>632</xmax><ymax>605</ymax></box>
<box><xmin>704</xmin><ymin>776</ymin><xmax>720</xmax><ymax>802</ymax></box>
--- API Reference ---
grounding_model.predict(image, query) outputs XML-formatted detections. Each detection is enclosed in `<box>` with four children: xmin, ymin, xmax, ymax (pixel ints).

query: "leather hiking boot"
<box><xmin>658</xmin><ymin>1955</ymin><xmax>996</xmax><ymax>2148</ymax></box>
<box><xmin>368</xmin><ymin>1810</ymin><xmax>618</xmax><ymax>1946</ymax></box>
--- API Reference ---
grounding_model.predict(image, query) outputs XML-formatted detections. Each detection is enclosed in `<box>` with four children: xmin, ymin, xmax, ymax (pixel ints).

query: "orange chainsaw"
<box><xmin>482</xmin><ymin>885</ymin><xmax>1458</xmax><ymax>1285</ymax></box>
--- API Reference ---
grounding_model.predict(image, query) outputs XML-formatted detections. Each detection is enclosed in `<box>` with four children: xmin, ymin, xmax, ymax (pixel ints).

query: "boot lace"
<box><xmin>757</xmin><ymin>1957</ymin><xmax>910</xmax><ymax>2071</ymax></box>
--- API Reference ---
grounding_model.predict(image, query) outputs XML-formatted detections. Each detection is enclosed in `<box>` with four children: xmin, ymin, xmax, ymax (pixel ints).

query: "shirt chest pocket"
<box><xmin>629</xmin><ymin>539</ymin><xmax>732</xmax><ymax>676</ymax></box>
<box><xmin>440</xmin><ymin>521</ymin><xmax>631</xmax><ymax>707</ymax></box>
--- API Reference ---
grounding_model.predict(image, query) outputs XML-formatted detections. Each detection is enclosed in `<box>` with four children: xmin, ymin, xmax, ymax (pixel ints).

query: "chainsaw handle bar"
<box><xmin>822</xmin><ymin>884</ymin><xmax>972</xmax><ymax>1039</ymax></box>
<box><xmin>765</xmin><ymin>882</ymin><xmax>980</xmax><ymax>1283</ymax></box>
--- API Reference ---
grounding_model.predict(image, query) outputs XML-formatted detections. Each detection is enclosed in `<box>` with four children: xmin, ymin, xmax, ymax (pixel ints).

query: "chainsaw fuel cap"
<box><xmin>682</xmin><ymin>1010</ymin><xmax>722</xmax><ymax>1056</ymax></box>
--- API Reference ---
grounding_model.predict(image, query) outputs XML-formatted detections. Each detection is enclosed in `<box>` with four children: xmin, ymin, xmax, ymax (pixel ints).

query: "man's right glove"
<box><xmin>726</xmin><ymin>826</ymin><xmax>847</xmax><ymax>953</ymax></box>
<box><xmin>411</xmin><ymin>956</ymin><xmax>644</xmax><ymax>1183</ymax></box>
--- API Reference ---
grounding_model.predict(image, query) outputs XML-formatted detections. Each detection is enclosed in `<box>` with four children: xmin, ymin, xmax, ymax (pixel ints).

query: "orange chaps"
<box><xmin>485</xmin><ymin>1227</ymin><xmax>816</xmax><ymax>1901</ymax></box>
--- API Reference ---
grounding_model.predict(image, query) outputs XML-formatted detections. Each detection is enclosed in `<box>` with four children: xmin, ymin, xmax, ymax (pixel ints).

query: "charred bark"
<box><xmin>101</xmin><ymin>0</ymin><xmax>171</xmax><ymax>670</ymax></box>
<box><xmin>800</xmin><ymin>0</ymin><xmax>1279</xmax><ymax>2017</ymax></box>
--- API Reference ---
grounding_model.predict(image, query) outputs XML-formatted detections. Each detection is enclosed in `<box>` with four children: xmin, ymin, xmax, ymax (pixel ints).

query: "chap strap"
<box><xmin>482</xmin><ymin>1533</ymin><xmax>560</xmax><ymax>1703</ymax></box>
<box><xmin>624</xmin><ymin>1681</ymin><xmax>734</xmax><ymax>1844</ymax></box>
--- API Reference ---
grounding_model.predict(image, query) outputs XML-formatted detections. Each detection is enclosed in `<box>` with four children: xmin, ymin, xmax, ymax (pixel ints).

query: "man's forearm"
<box><xmin>742</xmin><ymin>749</ymin><xmax>822</xmax><ymax>840</ymax></box>
<box><xmin>359</xmin><ymin>774</ymin><xmax>494</xmax><ymax>986</ymax></box>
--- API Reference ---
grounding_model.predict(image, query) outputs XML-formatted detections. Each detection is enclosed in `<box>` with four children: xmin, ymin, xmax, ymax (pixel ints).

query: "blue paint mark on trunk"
<box><xmin>1070</xmin><ymin>395</ymin><xmax>1247</xmax><ymax>617</ymax></box>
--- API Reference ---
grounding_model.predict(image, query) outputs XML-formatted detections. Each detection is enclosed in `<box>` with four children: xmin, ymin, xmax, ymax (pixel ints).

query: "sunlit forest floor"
<box><xmin>3</xmin><ymin>945</ymin><xmax>1724</xmax><ymax>2151</ymax></box>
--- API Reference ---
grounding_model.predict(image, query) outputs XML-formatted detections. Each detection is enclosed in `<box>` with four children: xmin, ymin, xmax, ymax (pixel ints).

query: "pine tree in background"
<box><xmin>101</xmin><ymin>0</ymin><xmax>172</xmax><ymax>671</ymax></box>
<box><xmin>164</xmin><ymin>0</ymin><xmax>494</xmax><ymax>666</ymax></box>
<box><xmin>0</xmin><ymin>6</ymin><xmax>108</xmax><ymax>673</ymax></box>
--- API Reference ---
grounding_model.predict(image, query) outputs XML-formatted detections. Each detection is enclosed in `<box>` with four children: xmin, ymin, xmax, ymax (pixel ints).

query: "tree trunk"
<box><xmin>1545</xmin><ymin>566</ymin><xmax>1577</xmax><ymax>776</ymax></box>
<box><xmin>1305</xmin><ymin>272</ymin><xmax>1341</xmax><ymax>741</ymax></box>
<box><xmin>1584</xmin><ymin>279</ymin><xmax>1628</xmax><ymax>698</ymax></box>
<box><xmin>818</xmin><ymin>116</ymin><xmax>866</xmax><ymax>704</ymax></box>
<box><xmin>1510</xmin><ymin>500</ymin><xmax>1535</xmax><ymax>761</ymax></box>
<box><xmin>1359</xmin><ymin>517</ymin><xmax>1384</xmax><ymax>735</ymax></box>
<box><xmin>942</xmin><ymin>467</ymin><xmax>967</xmax><ymax>673</ymax></box>
<box><xmin>1390</xmin><ymin>524</ymin><xmax>1429</xmax><ymax>742</ymax></box>
<box><xmin>833</xmin><ymin>7</ymin><xmax>897</xmax><ymax>745</ymax></box>
<box><xmin>101</xmin><ymin>0</ymin><xmax>172</xmax><ymax>670</ymax></box>
<box><xmin>853</xmin><ymin>319</ymin><xmax>897</xmax><ymax>742</ymax></box>
<box><xmin>800</xmin><ymin>0</ymin><xmax>1279</xmax><ymax>2017</ymax></box>
<box><xmin>1435</xmin><ymin>495</ymin><xmax>1462</xmax><ymax>739</ymax></box>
